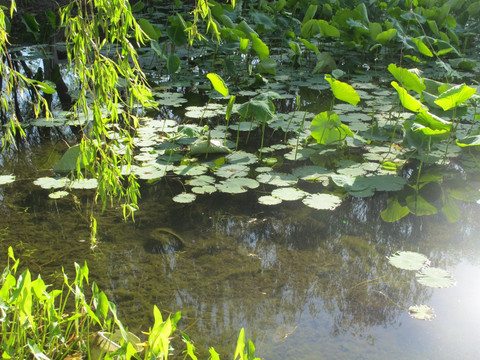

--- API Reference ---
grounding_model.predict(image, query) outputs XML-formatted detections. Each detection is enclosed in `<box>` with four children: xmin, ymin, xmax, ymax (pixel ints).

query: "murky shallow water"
<box><xmin>1</xmin><ymin>148</ymin><xmax>480</xmax><ymax>359</ymax></box>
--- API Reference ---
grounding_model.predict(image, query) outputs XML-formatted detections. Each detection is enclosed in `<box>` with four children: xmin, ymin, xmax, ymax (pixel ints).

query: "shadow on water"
<box><xmin>1</xmin><ymin>174</ymin><xmax>480</xmax><ymax>359</ymax></box>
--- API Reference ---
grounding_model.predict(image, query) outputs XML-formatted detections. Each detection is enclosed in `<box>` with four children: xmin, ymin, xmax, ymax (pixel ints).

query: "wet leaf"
<box><xmin>408</xmin><ymin>305</ymin><xmax>435</xmax><ymax>320</ymax></box>
<box><xmin>416</xmin><ymin>267</ymin><xmax>456</xmax><ymax>288</ymax></box>
<box><xmin>388</xmin><ymin>251</ymin><xmax>429</xmax><ymax>270</ymax></box>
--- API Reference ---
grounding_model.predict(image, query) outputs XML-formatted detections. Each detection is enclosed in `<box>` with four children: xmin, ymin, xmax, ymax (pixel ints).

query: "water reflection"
<box><xmin>0</xmin><ymin>180</ymin><xmax>479</xmax><ymax>359</ymax></box>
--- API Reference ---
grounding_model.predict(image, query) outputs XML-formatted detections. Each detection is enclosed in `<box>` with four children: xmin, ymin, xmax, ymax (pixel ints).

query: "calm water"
<box><xmin>1</xmin><ymin>145</ymin><xmax>480</xmax><ymax>359</ymax></box>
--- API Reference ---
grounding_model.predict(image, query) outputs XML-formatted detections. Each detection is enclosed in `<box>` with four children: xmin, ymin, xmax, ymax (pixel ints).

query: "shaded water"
<box><xmin>1</xmin><ymin>147</ymin><xmax>480</xmax><ymax>359</ymax></box>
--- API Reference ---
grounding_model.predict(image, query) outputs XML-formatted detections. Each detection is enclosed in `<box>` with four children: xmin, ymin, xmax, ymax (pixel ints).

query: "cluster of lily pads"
<box><xmin>388</xmin><ymin>250</ymin><xmax>456</xmax><ymax>320</ymax></box>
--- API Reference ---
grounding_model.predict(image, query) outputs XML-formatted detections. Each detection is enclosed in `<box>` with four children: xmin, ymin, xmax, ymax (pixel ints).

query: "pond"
<box><xmin>1</xmin><ymin>139</ymin><xmax>480</xmax><ymax>359</ymax></box>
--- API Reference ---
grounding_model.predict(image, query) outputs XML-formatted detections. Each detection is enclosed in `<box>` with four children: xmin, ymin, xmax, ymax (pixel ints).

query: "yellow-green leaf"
<box><xmin>206</xmin><ymin>73</ymin><xmax>229</xmax><ymax>97</ymax></box>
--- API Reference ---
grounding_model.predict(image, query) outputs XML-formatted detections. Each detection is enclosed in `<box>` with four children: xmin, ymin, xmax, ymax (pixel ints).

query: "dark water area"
<box><xmin>1</xmin><ymin>147</ymin><xmax>480</xmax><ymax>359</ymax></box>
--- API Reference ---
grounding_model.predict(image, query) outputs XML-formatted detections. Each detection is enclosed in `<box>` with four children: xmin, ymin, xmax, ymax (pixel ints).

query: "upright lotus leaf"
<box><xmin>316</xmin><ymin>19</ymin><xmax>340</xmax><ymax>38</ymax></box>
<box><xmin>391</xmin><ymin>81</ymin><xmax>427</xmax><ymax>112</ymax></box>
<box><xmin>434</xmin><ymin>83</ymin><xmax>477</xmax><ymax>111</ymax></box>
<box><xmin>456</xmin><ymin>135</ymin><xmax>480</xmax><ymax>147</ymax></box>
<box><xmin>381</xmin><ymin>196</ymin><xmax>410</xmax><ymax>222</ymax></box>
<box><xmin>310</xmin><ymin>111</ymin><xmax>354</xmax><ymax>145</ymax></box>
<box><xmin>411</xmin><ymin>37</ymin><xmax>433</xmax><ymax>57</ymax></box>
<box><xmin>53</xmin><ymin>145</ymin><xmax>86</xmax><ymax>172</ymax></box>
<box><xmin>237</xmin><ymin>98</ymin><xmax>275</xmax><ymax>123</ymax></box>
<box><xmin>302</xmin><ymin>4</ymin><xmax>318</xmax><ymax>24</ymax></box>
<box><xmin>375</xmin><ymin>29</ymin><xmax>397</xmax><ymax>45</ymax></box>
<box><xmin>325</xmin><ymin>74</ymin><xmax>360</xmax><ymax>106</ymax></box>
<box><xmin>414</xmin><ymin>111</ymin><xmax>451</xmax><ymax>133</ymax></box>
<box><xmin>137</xmin><ymin>18</ymin><xmax>161</xmax><ymax>41</ymax></box>
<box><xmin>250</xmin><ymin>33</ymin><xmax>269</xmax><ymax>60</ymax></box>
<box><xmin>206</xmin><ymin>73</ymin><xmax>229</xmax><ymax>97</ymax></box>
<box><xmin>406</xmin><ymin>194</ymin><xmax>438</xmax><ymax>216</ymax></box>
<box><xmin>167</xmin><ymin>55</ymin><xmax>180</xmax><ymax>74</ymax></box>
<box><xmin>388</xmin><ymin>64</ymin><xmax>425</xmax><ymax>94</ymax></box>
<box><xmin>298</xmin><ymin>38</ymin><xmax>319</xmax><ymax>54</ymax></box>
<box><xmin>257</xmin><ymin>57</ymin><xmax>277</xmax><ymax>75</ymax></box>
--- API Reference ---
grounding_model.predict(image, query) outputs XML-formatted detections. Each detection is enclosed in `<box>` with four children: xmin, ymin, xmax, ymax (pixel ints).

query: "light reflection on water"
<box><xmin>0</xmin><ymin>174</ymin><xmax>479</xmax><ymax>359</ymax></box>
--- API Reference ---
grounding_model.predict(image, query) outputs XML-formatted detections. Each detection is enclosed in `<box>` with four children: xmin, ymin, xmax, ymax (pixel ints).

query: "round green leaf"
<box><xmin>408</xmin><ymin>305</ymin><xmax>435</xmax><ymax>320</ymax></box>
<box><xmin>256</xmin><ymin>172</ymin><xmax>297</xmax><ymax>187</ymax></box>
<box><xmin>302</xmin><ymin>193</ymin><xmax>342</xmax><ymax>210</ymax></box>
<box><xmin>271</xmin><ymin>187</ymin><xmax>306</xmax><ymax>201</ymax></box>
<box><xmin>49</xmin><ymin>190</ymin><xmax>69</xmax><ymax>199</ymax></box>
<box><xmin>172</xmin><ymin>193</ymin><xmax>196</xmax><ymax>203</ymax></box>
<box><xmin>258</xmin><ymin>195</ymin><xmax>282</xmax><ymax>205</ymax></box>
<box><xmin>416</xmin><ymin>267</ymin><xmax>456</xmax><ymax>288</ymax></box>
<box><xmin>388</xmin><ymin>251</ymin><xmax>429</xmax><ymax>270</ymax></box>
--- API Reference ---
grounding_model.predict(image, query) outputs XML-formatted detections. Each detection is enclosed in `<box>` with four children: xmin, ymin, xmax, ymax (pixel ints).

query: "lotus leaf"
<box><xmin>302</xmin><ymin>193</ymin><xmax>342</xmax><ymax>210</ymax></box>
<box><xmin>216</xmin><ymin>178</ymin><xmax>259</xmax><ymax>194</ymax></box>
<box><xmin>292</xmin><ymin>165</ymin><xmax>331</xmax><ymax>181</ymax></box>
<box><xmin>388</xmin><ymin>251</ymin><xmax>429</xmax><ymax>270</ymax></box>
<box><xmin>69</xmin><ymin>179</ymin><xmax>98</xmax><ymax>189</ymax></box>
<box><xmin>215</xmin><ymin>164</ymin><xmax>250</xmax><ymax>179</ymax></box>
<box><xmin>191</xmin><ymin>185</ymin><xmax>217</xmax><ymax>194</ymax></box>
<box><xmin>256</xmin><ymin>172</ymin><xmax>297</xmax><ymax>187</ymax></box>
<box><xmin>416</xmin><ymin>267</ymin><xmax>456</xmax><ymax>288</ymax></box>
<box><xmin>49</xmin><ymin>191</ymin><xmax>69</xmax><ymax>199</ymax></box>
<box><xmin>226</xmin><ymin>151</ymin><xmax>258</xmax><ymax>165</ymax></box>
<box><xmin>190</xmin><ymin>139</ymin><xmax>231</xmax><ymax>156</ymax></box>
<box><xmin>173</xmin><ymin>165</ymin><xmax>208</xmax><ymax>176</ymax></box>
<box><xmin>34</xmin><ymin>177</ymin><xmax>69</xmax><ymax>189</ymax></box>
<box><xmin>271</xmin><ymin>187</ymin><xmax>306</xmax><ymax>201</ymax></box>
<box><xmin>186</xmin><ymin>175</ymin><xmax>216</xmax><ymax>187</ymax></box>
<box><xmin>0</xmin><ymin>175</ymin><xmax>15</xmax><ymax>185</ymax></box>
<box><xmin>258</xmin><ymin>195</ymin><xmax>282</xmax><ymax>205</ymax></box>
<box><xmin>408</xmin><ymin>305</ymin><xmax>435</xmax><ymax>320</ymax></box>
<box><xmin>172</xmin><ymin>193</ymin><xmax>196</xmax><ymax>203</ymax></box>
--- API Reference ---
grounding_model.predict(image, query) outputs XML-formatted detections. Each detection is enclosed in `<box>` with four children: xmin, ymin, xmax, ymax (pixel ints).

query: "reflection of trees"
<box><xmin>1</xmin><ymin>179</ymin><xmax>480</xmax><ymax>357</ymax></box>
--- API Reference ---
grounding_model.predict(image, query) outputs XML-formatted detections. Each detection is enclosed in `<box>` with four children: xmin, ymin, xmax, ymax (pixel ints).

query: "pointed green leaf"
<box><xmin>325</xmin><ymin>74</ymin><xmax>360</xmax><ymax>106</ymax></box>
<box><xmin>391</xmin><ymin>81</ymin><xmax>427</xmax><ymax>112</ymax></box>
<box><xmin>387</xmin><ymin>64</ymin><xmax>425</xmax><ymax>94</ymax></box>
<box><xmin>434</xmin><ymin>83</ymin><xmax>477</xmax><ymax>111</ymax></box>
<box><xmin>167</xmin><ymin>54</ymin><xmax>180</xmax><ymax>74</ymax></box>
<box><xmin>381</xmin><ymin>196</ymin><xmax>410</xmax><ymax>222</ymax></box>
<box><xmin>250</xmin><ymin>33</ymin><xmax>269</xmax><ymax>60</ymax></box>
<box><xmin>411</xmin><ymin>37</ymin><xmax>433</xmax><ymax>57</ymax></box>
<box><xmin>206</xmin><ymin>73</ymin><xmax>229</xmax><ymax>97</ymax></box>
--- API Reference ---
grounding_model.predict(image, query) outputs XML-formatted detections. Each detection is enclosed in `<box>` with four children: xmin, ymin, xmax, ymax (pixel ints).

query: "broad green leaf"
<box><xmin>302</xmin><ymin>193</ymin><xmax>342</xmax><ymax>210</ymax></box>
<box><xmin>310</xmin><ymin>111</ymin><xmax>354</xmax><ymax>145</ymax></box>
<box><xmin>257</xmin><ymin>57</ymin><xmax>277</xmax><ymax>75</ymax></box>
<box><xmin>381</xmin><ymin>196</ymin><xmax>410</xmax><ymax>222</ymax></box>
<box><xmin>258</xmin><ymin>195</ymin><xmax>282</xmax><ymax>205</ymax></box>
<box><xmin>206</xmin><ymin>73</ymin><xmax>229</xmax><ymax>97</ymax></box>
<box><xmin>256</xmin><ymin>172</ymin><xmax>297</xmax><ymax>187</ymax></box>
<box><xmin>442</xmin><ymin>195</ymin><xmax>460</xmax><ymax>223</ymax></box>
<box><xmin>325</xmin><ymin>74</ymin><xmax>360</xmax><ymax>106</ymax></box>
<box><xmin>409</xmin><ymin>305</ymin><xmax>435</xmax><ymax>320</ymax></box>
<box><xmin>317</xmin><ymin>19</ymin><xmax>340</xmax><ymax>37</ymax></box>
<box><xmin>411</xmin><ymin>37</ymin><xmax>433</xmax><ymax>57</ymax></box>
<box><xmin>387</xmin><ymin>64</ymin><xmax>425</xmax><ymax>94</ymax></box>
<box><xmin>216</xmin><ymin>178</ymin><xmax>259</xmax><ymax>194</ymax></box>
<box><xmin>456</xmin><ymin>135</ymin><xmax>480</xmax><ymax>147</ymax></box>
<box><xmin>138</xmin><ymin>18</ymin><xmax>161</xmax><ymax>41</ymax></box>
<box><xmin>167</xmin><ymin>54</ymin><xmax>180</xmax><ymax>74</ymax></box>
<box><xmin>406</xmin><ymin>194</ymin><xmax>437</xmax><ymax>215</ymax></box>
<box><xmin>53</xmin><ymin>144</ymin><xmax>84</xmax><ymax>172</ymax></box>
<box><xmin>237</xmin><ymin>99</ymin><xmax>275</xmax><ymax>123</ymax></box>
<box><xmin>271</xmin><ymin>187</ymin><xmax>306</xmax><ymax>201</ymax></box>
<box><xmin>415</xmin><ymin>111</ymin><xmax>451</xmax><ymax>132</ymax></box>
<box><xmin>434</xmin><ymin>83</ymin><xmax>477</xmax><ymax>111</ymax></box>
<box><xmin>302</xmin><ymin>4</ymin><xmax>318</xmax><ymax>24</ymax></box>
<box><xmin>298</xmin><ymin>38</ymin><xmax>319</xmax><ymax>54</ymax></box>
<box><xmin>250</xmin><ymin>33</ymin><xmax>269</xmax><ymax>60</ymax></box>
<box><xmin>388</xmin><ymin>251</ymin><xmax>429</xmax><ymax>270</ymax></box>
<box><xmin>172</xmin><ymin>193</ymin><xmax>196</xmax><ymax>203</ymax></box>
<box><xmin>391</xmin><ymin>81</ymin><xmax>427</xmax><ymax>112</ymax></box>
<box><xmin>375</xmin><ymin>29</ymin><xmax>397</xmax><ymax>45</ymax></box>
<box><xmin>416</xmin><ymin>267</ymin><xmax>456</xmax><ymax>288</ymax></box>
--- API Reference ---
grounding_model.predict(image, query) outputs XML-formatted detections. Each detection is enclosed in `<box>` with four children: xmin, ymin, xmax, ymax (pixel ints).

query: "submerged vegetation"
<box><xmin>0</xmin><ymin>0</ymin><xmax>479</xmax><ymax>357</ymax></box>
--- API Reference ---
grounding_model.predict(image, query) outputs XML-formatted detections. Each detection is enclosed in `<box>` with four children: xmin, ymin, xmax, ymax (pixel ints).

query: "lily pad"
<box><xmin>271</xmin><ymin>187</ymin><xmax>306</xmax><ymax>201</ymax></box>
<box><xmin>0</xmin><ymin>175</ymin><xmax>15</xmax><ymax>185</ymax></box>
<box><xmin>416</xmin><ymin>267</ymin><xmax>456</xmax><ymax>288</ymax></box>
<box><xmin>190</xmin><ymin>139</ymin><xmax>231</xmax><ymax>156</ymax></box>
<box><xmin>258</xmin><ymin>195</ymin><xmax>282</xmax><ymax>205</ymax></box>
<box><xmin>191</xmin><ymin>185</ymin><xmax>217</xmax><ymax>194</ymax></box>
<box><xmin>69</xmin><ymin>178</ymin><xmax>98</xmax><ymax>189</ymax></box>
<box><xmin>226</xmin><ymin>151</ymin><xmax>258</xmax><ymax>165</ymax></box>
<box><xmin>388</xmin><ymin>251</ymin><xmax>429</xmax><ymax>271</ymax></box>
<box><xmin>216</xmin><ymin>178</ymin><xmax>260</xmax><ymax>194</ymax></box>
<box><xmin>302</xmin><ymin>193</ymin><xmax>342</xmax><ymax>210</ymax></box>
<box><xmin>33</xmin><ymin>177</ymin><xmax>70</xmax><ymax>189</ymax></box>
<box><xmin>256</xmin><ymin>172</ymin><xmax>297</xmax><ymax>187</ymax></box>
<box><xmin>172</xmin><ymin>193</ymin><xmax>196</xmax><ymax>203</ymax></box>
<box><xmin>49</xmin><ymin>190</ymin><xmax>70</xmax><ymax>199</ymax></box>
<box><xmin>292</xmin><ymin>165</ymin><xmax>332</xmax><ymax>181</ymax></box>
<box><xmin>408</xmin><ymin>305</ymin><xmax>435</xmax><ymax>320</ymax></box>
<box><xmin>215</xmin><ymin>164</ymin><xmax>250</xmax><ymax>179</ymax></box>
<box><xmin>186</xmin><ymin>175</ymin><xmax>216</xmax><ymax>187</ymax></box>
<box><xmin>173</xmin><ymin>165</ymin><xmax>208</xmax><ymax>176</ymax></box>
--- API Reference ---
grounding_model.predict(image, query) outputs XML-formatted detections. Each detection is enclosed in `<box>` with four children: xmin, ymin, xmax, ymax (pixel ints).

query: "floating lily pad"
<box><xmin>216</xmin><ymin>178</ymin><xmax>259</xmax><ymax>194</ymax></box>
<box><xmin>388</xmin><ymin>251</ymin><xmax>429</xmax><ymax>271</ymax></box>
<box><xmin>416</xmin><ymin>267</ymin><xmax>456</xmax><ymax>288</ymax></box>
<box><xmin>191</xmin><ymin>185</ymin><xmax>217</xmax><ymax>194</ymax></box>
<box><xmin>190</xmin><ymin>139</ymin><xmax>231</xmax><ymax>155</ymax></box>
<box><xmin>69</xmin><ymin>178</ymin><xmax>98</xmax><ymax>189</ymax></box>
<box><xmin>292</xmin><ymin>165</ymin><xmax>331</xmax><ymax>181</ymax></box>
<box><xmin>258</xmin><ymin>195</ymin><xmax>282</xmax><ymax>205</ymax></box>
<box><xmin>256</xmin><ymin>172</ymin><xmax>297</xmax><ymax>187</ymax></box>
<box><xmin>173</xmin><ymin>165</ymin><xmax>208</xmax><ymax>176</ymax></box>
<box><xmin>215</xmin><ymin>164</ymin><xmax>250</xmax><ymax>179</ymax></box>
<box><xmin>229</xmin><ymin>121</ymin><xmax>259</xmax><ymax>131</ymax></box>
<box><xmin>271</xmin><ymin>187</ymin><xmax>306</xmax><ymax>201</ymax></box>
<box><xmin>186</xmin><ymin>175</ymin><xmax>216</xmax><ymax>187</ymax></box>
<box><xmin>135</xmin><ymin>164</ymin><xmax>168</xmax><ymax>180</ymax></box>
<box><xmin>0</xmin><ymin>175</ymin><xmax>15</xmax><ymax>185</ymax></box>
<box><xmin>226</xmin><ymin>151</ymin><xmax>258</xmax><ymax>165</ymax></box>
<box><xmin>302</xmin><ymin>193</ymin><xmax>342</xmax><ymax>210</ymax></box>
<box><xmin>49</xmin><ymin>190</ymin><xmax>70</xmax><ymax>199</ymax></box>
<box><xmin>172</xmin><ymin>193</ymin><xmax>196</xmax><ymax>203</ymax></box>
<box><xmin>408</xmin><ymin>305</ymin><xmax>435</xmax><ymax>320</ymax></box>
<box><xmin>255</xmin><ymin>166</ymin><xmax>273</xmax><ymax>173</ymax></box>
<box><xmin>284</xmin><ymin>148</ymin><xmax>315</xmax><ymax>161</ymax></box>
<box><xmin>34</xmin><ymin>177</ymin><xmax>69</xmax><ymax>189</ymax></box>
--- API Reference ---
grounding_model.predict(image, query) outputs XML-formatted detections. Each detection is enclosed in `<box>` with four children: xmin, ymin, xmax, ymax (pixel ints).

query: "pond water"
<box><xmin>1</xmin><ymin>143</ymin><xmax>480</xmax><ymax>359</ymax></box>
